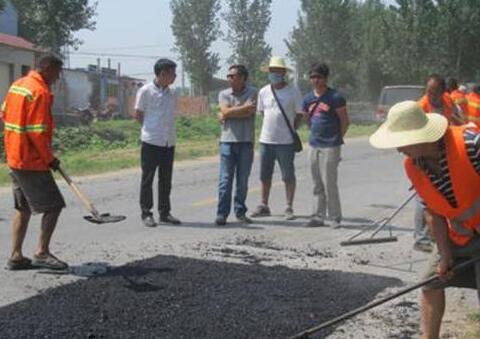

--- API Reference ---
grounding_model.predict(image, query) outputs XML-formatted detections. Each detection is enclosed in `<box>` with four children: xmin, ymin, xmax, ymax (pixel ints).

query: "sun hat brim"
<box><xmin>260</xmin><ymin>64</ymin><xmax>292</xmax><ymax>73</ymax></box>
<box><xmin>369</xmin><ymin>113</ymin><xmax>448</xmax><ymax>149</ymax></box>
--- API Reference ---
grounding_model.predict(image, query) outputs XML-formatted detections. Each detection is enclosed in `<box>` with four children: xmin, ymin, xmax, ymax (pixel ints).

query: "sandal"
<box><xmin>32</xmin><ymin>254</ymin><xmax>68</xmax><ymax>270</ymax></box>
<box><xmin>6</xmin><ymin>257</ymin><xmax>33</xmax><ymax>271</ymax></box>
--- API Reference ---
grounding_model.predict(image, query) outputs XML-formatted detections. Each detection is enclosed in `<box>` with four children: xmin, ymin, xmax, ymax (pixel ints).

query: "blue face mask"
<box><xmin>268</xmin><ymin>72</ymin><xmax>284</xmax><ymax>85</ymax></box>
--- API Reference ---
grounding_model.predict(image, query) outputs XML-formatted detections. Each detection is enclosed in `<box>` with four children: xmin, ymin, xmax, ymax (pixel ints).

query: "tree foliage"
<box><xmin>287</xmin><ymin>0</ymin><xmax>480</xmax><ymax>101</ymax></box>
<box><xmin>223</xmin><ymin>0</ymin><xmax>272</xmax><ymax>87</ymax></box>
<box><xmin>11</xmin><ymin>0</ymin><xmax>97</xmax><ymax>53</ymax></box>
<box><xmin>171</xmin><ymin>0</ymin><xmax>221</xmax><ymax>96</ymax></box>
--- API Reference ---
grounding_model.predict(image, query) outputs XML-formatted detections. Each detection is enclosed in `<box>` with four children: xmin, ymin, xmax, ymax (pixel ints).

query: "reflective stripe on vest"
<box><xmin>8</xmin><ymin>85</ymin><xmax>34</xmax><ymax>102</ymax></box>
<box><xmin>469</xmin><ymin>101</ymin><xmax>480</xmax><ymax>110</ymax></box>
<box><xmin>4</xmin><ymin>122</ymin><xmax>48</xmax><ymax>133</ymax></box>
<box><xmin>450</xmin><ymin>197</ymin><xmax>480</xmax><ymax>236</ymax></box>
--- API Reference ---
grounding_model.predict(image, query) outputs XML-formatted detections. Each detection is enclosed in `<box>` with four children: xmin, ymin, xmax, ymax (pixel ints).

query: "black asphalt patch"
<box><xmin>0</xmin><ymin>255</ymin><xmax>401</xmax><ymax>339</ymax></box>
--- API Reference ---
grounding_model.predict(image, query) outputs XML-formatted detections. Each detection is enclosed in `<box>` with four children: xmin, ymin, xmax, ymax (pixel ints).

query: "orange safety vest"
<box><xmin>450</xmin><ymin>89</ymin><xmax>468</xmax><ymax>114</ymax></box>
<box><xmin>418</xmin><ymin>93</ymin><xmax>455</xmax><ymax>123</ymax></box>
<box><xmin>405</xmin><ymin>126</ymin><xmax>480</xmax><ymax>246</ymax></box>
<box><xmin>465</xmin><ymin>92</ymin><xmax>480</xmax><ymax>126</ymax></box>
<box><xmin>1</xmin><ymin>71</ymin><xmax>55</xmax><ymax>170</ymax></box>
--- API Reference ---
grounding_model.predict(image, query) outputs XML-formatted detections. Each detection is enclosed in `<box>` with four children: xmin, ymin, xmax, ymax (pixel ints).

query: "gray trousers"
<box><xmin>309</xmin><ymin>146</ymin><xmax>342</xmax><ymax>221</ymax></box>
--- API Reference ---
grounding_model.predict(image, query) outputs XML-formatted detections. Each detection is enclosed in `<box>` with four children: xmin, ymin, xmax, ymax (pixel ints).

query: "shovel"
<box><xmin>57</xmin><ymin>165</ymin><xmax>126</xmax><ymax>224</ymax></box>
<box><xmin>289</xmin><ymin>255</ymin><xmax>480</xmax><ymax>339</ymax></box>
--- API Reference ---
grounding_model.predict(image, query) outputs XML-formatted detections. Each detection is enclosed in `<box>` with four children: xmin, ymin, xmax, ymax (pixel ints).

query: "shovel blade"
<box><xmin>84</xmin><ymin>213</ymin><xmax>126</xmax><ymax>224</ymax></box>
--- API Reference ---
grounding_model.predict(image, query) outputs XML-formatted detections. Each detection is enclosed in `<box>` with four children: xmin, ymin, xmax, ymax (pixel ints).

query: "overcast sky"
<box><xmin>69</xmin><ymin>0</ymin><xmax>301</xmax><ymax>85</ymax></box>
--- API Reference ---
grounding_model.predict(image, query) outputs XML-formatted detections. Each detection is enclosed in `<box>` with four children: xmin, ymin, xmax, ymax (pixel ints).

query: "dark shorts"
<box><xmin>10</xmin><ymin>169</ymin><xmax>66</xmax><ymax>214</ymax></box>
<box><xmin>422</xmin><ymin>235</ymin><xmax>480</xmax><ymax>290</ymax></box>
<box><xmin>259</xmin><ymin>143</ymin><xmax>296</xmax><ymax>182</ymax></box>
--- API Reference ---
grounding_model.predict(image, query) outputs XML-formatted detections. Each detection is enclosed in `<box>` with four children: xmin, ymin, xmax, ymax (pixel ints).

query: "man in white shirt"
<box><xmin>251</xmin><ymin>57</ymin><xmax>304</xmax><ymax>220</ymax></box>
<box><xmin>135</xmin><ymin>59</ymin><xmax>181</xmax><ymax>227</ymax></box>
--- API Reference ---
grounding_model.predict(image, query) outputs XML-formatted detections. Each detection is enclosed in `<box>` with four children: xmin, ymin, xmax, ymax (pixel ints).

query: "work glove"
<box><xmin>49</xmin><ymin>158</ymin><xmax>61</xmax><ymax>171</ymax></box>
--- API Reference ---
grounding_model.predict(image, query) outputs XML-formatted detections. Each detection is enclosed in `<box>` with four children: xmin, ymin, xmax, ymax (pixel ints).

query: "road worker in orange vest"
<box><xmin>1</xmin><ymin>54</ymin><xmax>68</xmax><ymax>271</ymax></box>
<box><xmin>370</xmin><ymin>101</ymin><xmax>480</xmax><ymax>339</ymax></box>
<box><xmin>446</xmin><ymin>77</ymin><xmax>468</xmax><ymax>116</ymax></box>
<box><xmin>465</xmin><ymin>84</ymin><xmax>480</xmax><ymax>126</ymax></box>
<box><xmin>418</xmin><ymin>74</ymin><xmax>464</xmax><ymax>125</ymax></box>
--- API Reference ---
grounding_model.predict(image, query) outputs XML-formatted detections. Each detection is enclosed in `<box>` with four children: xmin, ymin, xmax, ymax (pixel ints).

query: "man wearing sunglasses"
<box><xmin>215</xmin><ymin>65</ymin><xmax>257</xmax><ymax>226</ymax></box>
<box><xmin>303</xmin><ymin>63</ymin><xmax>349</xmax><ymax>228</ymax></box>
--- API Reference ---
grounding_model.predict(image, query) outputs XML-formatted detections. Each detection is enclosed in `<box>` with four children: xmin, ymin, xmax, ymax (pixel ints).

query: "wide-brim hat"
<box><xmin>369</xmin><ymin>100</ymin><xmax>448</xmax><ymax>149</ymax></box>
<box><xmin>261</xmin><ymin>56</ymin><xmax>292</xmax><ymax>72</ymax></box>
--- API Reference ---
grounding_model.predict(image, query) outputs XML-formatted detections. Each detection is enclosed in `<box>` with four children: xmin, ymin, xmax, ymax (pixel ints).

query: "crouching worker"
<box><xmin>370</xmin><ymin>101</ymin><xmax>480</xmax><ymax>339</ymax></box>
<box><xmin>2</xmin><ymin>54</ymin><xmax>67</xmax><ymax>270</ymax></box>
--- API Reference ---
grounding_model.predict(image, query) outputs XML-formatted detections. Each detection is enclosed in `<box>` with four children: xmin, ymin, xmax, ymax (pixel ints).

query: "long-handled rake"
<box><xmin>57</xmin><ymin>165</ymin><xmax>126</xmax><ymax>224</ymax></box>
<box><xmin>340</xmin><ymin>192</ymin><xmax>416</xmax><ymax>246</ymax></box>
<box><xmin>289</xmin><ymin>255</ymin><xmax>480</xmax><ymax>339</ymax></box>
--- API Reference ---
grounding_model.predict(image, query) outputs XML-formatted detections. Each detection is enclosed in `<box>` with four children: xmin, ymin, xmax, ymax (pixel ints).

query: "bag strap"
<box><xmin>270</xmin><ymin>85</ymin><xmax>296</xmax><ymax>138</ymax></box>
<box><xmin>307</xmin><ymin>95</ymin><xmax>324</xmax><ymax>123</ymax></box>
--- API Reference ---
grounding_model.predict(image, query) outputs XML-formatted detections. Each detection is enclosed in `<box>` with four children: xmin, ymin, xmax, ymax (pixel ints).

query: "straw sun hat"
<box><xmin>369</xmin><ymin>101</ymin><xmax>448</xmax><ymax>149</ymax></box>
<box><xmin>260</xmin><ymin>56</ymin><xmax>292</xmax><ymax>72</ymax></box>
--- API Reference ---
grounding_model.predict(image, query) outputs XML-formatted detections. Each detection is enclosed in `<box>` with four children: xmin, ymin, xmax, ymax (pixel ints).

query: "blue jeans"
<box><xmin>217</xmin><ymin>142</ymin><xmax>254</xmax><ymax>217</ymax></box>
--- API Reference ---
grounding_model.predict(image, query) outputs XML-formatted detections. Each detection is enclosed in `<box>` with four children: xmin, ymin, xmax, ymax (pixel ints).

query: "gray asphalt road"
<box><xmin>0</xmin><ymin>138</ymin><xmax>469</xmax><ymax>338</ymax></box>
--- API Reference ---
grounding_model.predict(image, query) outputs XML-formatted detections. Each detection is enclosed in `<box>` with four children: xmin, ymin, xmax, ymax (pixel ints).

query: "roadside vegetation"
<box><xmin>461</xmin><ymin>312</ymin><xmax>480</xmax><ymax>339</ymax></box>
<box><xmin>0</xmin><ymin>116</ymin><xmax>378</xmax><ymax>186</ymax></box>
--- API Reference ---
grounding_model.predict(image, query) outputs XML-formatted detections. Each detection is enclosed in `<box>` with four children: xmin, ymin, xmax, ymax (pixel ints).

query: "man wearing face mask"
<box><xmin>250</xmin><ymin>57</ymin><xmax>303</xmax><ymax>220</ymax></box>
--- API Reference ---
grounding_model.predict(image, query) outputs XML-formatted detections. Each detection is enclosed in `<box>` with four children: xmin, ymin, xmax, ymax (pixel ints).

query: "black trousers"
<box><xmin>140</xmin><ymin>142</ymin><xmax>175</xmax><ymax>218</ymax></box>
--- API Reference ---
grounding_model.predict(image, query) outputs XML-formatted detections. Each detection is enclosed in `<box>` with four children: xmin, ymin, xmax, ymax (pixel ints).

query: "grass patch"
<box><xmin>462</xmin><ymin>312</ymin><xmax>480</xmax><ymax>339</ymax></box>
<box><xmin>0</xmin><ymin>117</ymin><xmax>377</xmax><ymax>186</ymax></box>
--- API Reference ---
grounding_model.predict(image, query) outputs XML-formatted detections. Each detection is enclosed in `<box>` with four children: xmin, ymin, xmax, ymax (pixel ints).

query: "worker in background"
<box><xmin>414</xmin><ymin>74</ymin><xmax>464</xmax><ymax>252</ymax></box>
<box><xmin>418</xmin><ymin>74</ymin><xmax>463</xmax><ymax>125</ymax></box>
<box><xmin>446</xmin><ymin>77</ymin><xmax>468</xmax><ymax>117</ymax></box>
<box><xmin>465</xmin><ymin>83</ymin><xmax>480</xmax><ymax>127</ymax></box>
<box><xmin>1</xmin><ymin>54</ymin><xmax>68</xmax><ymax>271</ymax></box>
<box><xmin>370</xmin><ymin>101</ymin><xmax>480</xmax><ymax>339</ymax></box>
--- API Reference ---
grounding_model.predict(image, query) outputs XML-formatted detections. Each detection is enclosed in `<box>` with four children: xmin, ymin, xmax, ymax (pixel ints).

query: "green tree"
<box><xmin>171</xmin><ymin>0</ymin><xmax>221</xmax><ymax>96</ymax></box>
<box><xmin>223</xmin><ymin>0</ymin><xmax>272</xmax><ymax>87</ymax></box>
<box><xmin>11</xmin><ymin>0</ymin><xmax>97</xmax><ymax>53</ymax></box>
<box><xmin>286</xmin><ymin>0</ymin><xmax>358</xmax><ymax>93</ymax></box>
<box><xmin>435</xmin><ymin>0</ymin><xmax>480</xmax><ymax>81</ymax></box>
<box><xmin>352</xmin><ymin>0</ymin><xmax>392</xmax><ymax>100</ymax></box>
<box><xmin>0</xmin><ymin>0</ymin><xmax>5</xmax><ymax>11</ymax></box>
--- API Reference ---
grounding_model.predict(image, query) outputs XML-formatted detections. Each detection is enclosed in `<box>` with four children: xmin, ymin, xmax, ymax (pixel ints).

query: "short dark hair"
<box><xmin>229</xmin><ymin>64</ymin><xmax>248</xmax><ymax>81</ymax></box>
<box><xmin>427</xmin><ymin>74</ymin><xmax>446</xmax><ymax>92</ymax></box>
<box><xmin>309</xmin><ymin>63</ymin><xmax>329</xmax><ymax>78</ymax></box>
<box><xmin>154</xmin><ymin>58</ymin><xmax>177</xmax><ymax>76</ymax></box>
<box><xmin>446</xmin><ymin>77</ymin><xmax>458</xmax><ymax>91</ymax></box>
<box><xmin>37</xmin><ymin>54</ymin><xmax>63</xmax><ymax>70</ymax></box>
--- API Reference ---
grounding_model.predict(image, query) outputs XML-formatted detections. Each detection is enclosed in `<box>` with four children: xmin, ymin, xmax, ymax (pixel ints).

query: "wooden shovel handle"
<box><xmin>56</xmin><ymin>165</ymin><xmax>101</xmax><ymax>218</ymax></box>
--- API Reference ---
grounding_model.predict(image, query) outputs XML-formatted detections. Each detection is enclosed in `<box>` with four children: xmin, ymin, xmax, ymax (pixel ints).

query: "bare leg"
<box><xmin>420</xmin><ymin>288</ymin><xmax>445</xmax><ymax>339</ymax></box>
<box><xmin>261</xmin><ymin>180</ymin><xmax>271</xmax><ymax>206</ymax></box>
<box><xmin>285</xmin><ymin>179</ymin><xmax>296</xmax><ymax>207</ymax></box>
<box><xmin>35</xmin><ymin>208</ymin><xmax>61</xmax><ymax>256</ymax></box>
<box><xmin>11</xmin><ymin>210</ymin><xmax>31</xmax><ymax>261</ymax></box>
